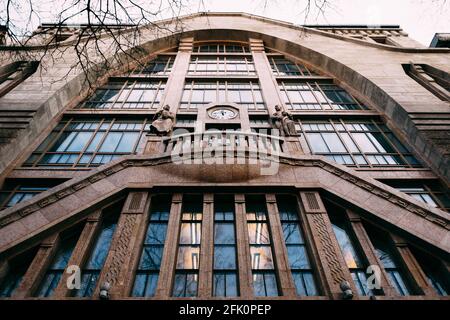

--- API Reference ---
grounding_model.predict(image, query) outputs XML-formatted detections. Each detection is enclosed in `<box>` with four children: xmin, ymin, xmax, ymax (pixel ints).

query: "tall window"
<box><xmin>213</xmin><ymin>195</ymin><xmax>239</xmax><ymax>297</ymax></box>
<box><xmin>131</xmin><ymin>56</ymin><xmax>175</xmax><ymax>76</ymax></box>
<box><xmin>180</xmin><ymin>80</ymin><xmax>265</xmax><ymax>111</ymax></box>
<box><xmin>172</xmin><ymin>195</ymin><xmax>203</xmax><ymax>297</ymax></box>
<box><xmin>326</xmin><ymin>201</ymin><xmax>373</xmax><ymax>296</ymax></box>
<box><xmin>34</xmin><ymin>225</ymin><xmax>83</xmax><ymax>297</ymax></box>
<box><xmin>0</xmin><ymin>247</ymin><xmax>38</xmax><ymax>297</ymax></box>
<box><xmin>277</xmin><ymin>195</ymin><xmax>318</xmax><ymax>296</ymax></box>
<box><xmin>132</xmin><ymin>195</ymin><xmax>171</xmax><ymax>297</ymax></box>
<box><xmin>79</xmin><ymin>80</ymin><xmax>165</xmax><ymax>110</ymax></box>
<box><xmin>297</xmin><ymin>119</ymin><xmax>420</xmax><ymax>167</ymax></box>
<box><xmin>75</xmin><ymin>210</ymin><xmax>119</xmax><ymax>297</ymax></box>
<box><xmin>246</xmin><ymin>195</ymin><xmax>279</xmax><ymax>297</ymax></box>
<box><xmin>279</xmin><ymin>81</ymin><xmax>367</xmax><ymax>111</ymax></box>
<box><xmin>188</xmin><ymin>57</ymin><xmax>255</xmax><ymax>75</ymax></box>
<box><xmin>24</xmin><ymin>118</ymin><xmax>149</xmax><ymax>168</ymax></box>
<box><xmin>410</xmin><ymin>248</ymin><xmax>449</xmax><ymax>296</ymax></box>
<box><xmin>364</xmin><ymin>225</ymin><xmax>412</xmax><ymax>296</ymax></box>
<box><xmin>269</xmin><ymin>57</ymin><xmax>319</xmax><ymax>76</ymax></box>
<box><xmin>193</xmin><ymin>43</ymin><xmax>249</xmax><ymax>53</ymax></box>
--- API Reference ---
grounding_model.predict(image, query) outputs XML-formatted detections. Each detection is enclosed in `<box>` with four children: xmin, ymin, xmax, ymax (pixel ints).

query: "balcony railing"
<box><xmin>144</xmin><ymin>131</ymin><xmax>304</xmax><ymax>159</ymax></box>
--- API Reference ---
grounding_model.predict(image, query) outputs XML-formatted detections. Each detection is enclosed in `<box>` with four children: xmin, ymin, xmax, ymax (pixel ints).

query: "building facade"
<box><xmin>0</xmin><ymin>13</ymin><xmax>449</xmax><ymax>300</ymax></box>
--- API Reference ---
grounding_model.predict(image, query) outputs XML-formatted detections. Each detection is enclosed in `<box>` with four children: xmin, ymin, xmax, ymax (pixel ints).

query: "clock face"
<box><xmin>210</xmin><ymin>108</ymin><xmax>237</xmax><ymax>120</ymax></box>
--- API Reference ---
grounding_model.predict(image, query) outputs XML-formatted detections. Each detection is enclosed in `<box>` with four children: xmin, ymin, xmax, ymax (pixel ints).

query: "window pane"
<box><xmin>176</xmin><ymin>247</ymin><xmax>200</xmax><ymax>269</ymax></box>
<box><xmin>307</xmin><ymin>133</ymin><xmax>329</xmax><ymax>153</ymax></box>
<box><xmin>250</xmin><ymin>246</ymin><xmax>274</xmax><ymax>269</ymax></box>
<box><xmin>214</xmin><ymin>246</ymin><xmax>237</xmax><ymax>269</ymax></box>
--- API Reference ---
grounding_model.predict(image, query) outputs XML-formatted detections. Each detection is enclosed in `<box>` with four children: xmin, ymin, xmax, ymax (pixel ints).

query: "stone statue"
<box><xmin>150</xmin><ymin>105</ymin><xmax>175</xmax><ymax>136</ymax></box>
<box><xmin>271</xmin><ymin>105</ymin><xmax>297</xmax><ymax>136</ymax></box>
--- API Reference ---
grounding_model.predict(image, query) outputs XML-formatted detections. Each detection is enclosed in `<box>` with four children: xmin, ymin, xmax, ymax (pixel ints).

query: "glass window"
<box><xmin>382</xmin><ymin>180</ymin><xmax>450</xmax><ymax>212</ymax></box>
<box><xmin>132</xmin><ymin>195</ymin><xmax>171</xmax><ymax>297</ymax></box>
<box><xmin>279</xmin><ymin>81</ymin><xmax>367</xmax><ymax>111</ymax></box>
<box><xmin>23</xmin><ymin>118</ymin><xmax>148</xmax><ymax>168</ymax></box>
<box><xmin>326</xmin><ymin>200</ymin><xmax>376</xmax><ymax>296</ymax></box>
<box><xmin>364</xmin><ymin>225</ymin><xmax>412</xmax><ymax>296</ymax></box>
<box><xmin>188</xmin><ymin>57</ymin><xmax>255</xmax><ymax>75</ymax></box>
<box><xmin>193</xmin><ymin>43</ymin><xmax>249</xmax><ymax>53</ymax></box>
<box><xmin>410</xmin><ymin>248</ymin><xmax>449</xmax><ymax>296</ymax></box>
<box><xmin>180</xmin><ymin>81</ymin><xmax>265</xmax><ymax>111</ymax></box>
<box><xmin>0</xmin><ymin>247</ymin><xmax>38</xmax><ymax>297</ymax></box>
<box><xmin>34</xmin><ymin>226</ymin><xmax>83</xmax><ymax>297</ymax></box>
<box><xmin>80</xmin><ymin>80</ymin><xmax>165</xmax><ymax>110</ymax></box>
<box><xmin>172</xmin><ymin>195</ymin><xmax>203</xmax><ymax>297</ymax></box>
<box><xmin>277</xmin><ymin>195</ymin><xmax>318</xmax><ymax>296</ymax></box>
<box><xmin>299</xmin><ymin>119</ymin><xmax>420</xmax><ymax>168</ymax></box>
<box><xmin>246</xmin><ymin>195</ymin><xmax>279</xmax><ymax>296</ymax></box>
<box><xmin>213</xmin><ymin>195</ymin><xmax>239</xmax><ymax>297</ymax></box>
<box><xmin>132</xmin><ymin>56</ymin><xmax>174</xmax><ymax>75</ymax></box>
<box><xmin>74</xmin><ymin>209</ymin><xmax>119</xmax><ymax>297</ymax></box>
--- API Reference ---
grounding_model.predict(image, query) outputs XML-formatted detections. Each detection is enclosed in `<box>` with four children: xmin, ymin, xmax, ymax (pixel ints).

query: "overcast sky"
<box><xmin>2</xmin><ymin>0</ymin><xmax>449</xmax><ymax>46</ymax></box>
<box><xmin>194</xmin><ymin>0</ymin><xmax>450</xmax><ymax>46</ymax></box>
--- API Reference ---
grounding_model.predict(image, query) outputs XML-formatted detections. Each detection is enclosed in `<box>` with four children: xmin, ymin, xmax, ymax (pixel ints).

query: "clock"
<box><xmin>210</xmin><ymin>108</ymin><xmax>237</xmax><ymax>120</ymax></box>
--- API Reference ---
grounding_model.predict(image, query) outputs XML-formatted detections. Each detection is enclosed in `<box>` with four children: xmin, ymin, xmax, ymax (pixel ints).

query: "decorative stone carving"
<box><xmin>150</xmin><ymin>105</ymin><xmax>175</xmax><ymax>136</ymax></box>
<box><xmin>270</xmin><ymin>105</ymin><xmax>297</xmax><ymax>136</ymax></box>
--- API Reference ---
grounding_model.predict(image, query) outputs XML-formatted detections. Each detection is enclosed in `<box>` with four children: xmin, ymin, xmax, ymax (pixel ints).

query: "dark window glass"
<box><xmin>269</xmin><ymin>58</ymin><xmax>319</xmax><ymax>76</ymax></box>
<box><xmin>172</xmin><ymin>195</ymin><xmax>203</xmax><ymax>297</ymax></box>
<box><xmin>0</xmin><ymin>247</ymin><xmax>38</xmax><ymax>297</ymax></box>
<box><xmin>132</xmin><ymin>195</ymin><xmax>171</xmax><ymax>297</ymax></box>
<box><xmin>75</xmin><ymin>209</ymin><xmax>120</xmax><ymax>297</ymax></box>
<box><xmin>180</xmin><ymin>80</ymin><xmax>265</xmax><ymax>111</ymax></box>
<box><xmin>411</xmin><ymin>248</ymin><xmax>449</xmax><ymax>296</ymax></box>
<box><xmin>298</xmin><ymin>119</ymin><xmax>420</xmax><ymax>168</ymax></box>
<box><xmin>279</xmin><ymin>81</ymin><xmax>367</xmax><ymax>111</ymax></box>
<box><xmin>80</xmin><ymin>80</ymin><xmax>165</xmax><ymax>110</ymax></box>
<box><xmin>364</xmin><ymin>225</ymin><xmax>412</xmax><ymax>296</ymax></box>
<box><xmin>24</xmin><ymin>118</ymin><xmax>149</xmax><ymax>168</ymax></box>
<box><xmin>193</xmin><ymin>43</ymin><xmax>249</xmax><ymax>53</ymax></box>
<box><xmin>34</xmin><ymin>225</ymin><xmax>83</xmax><ymax>297</ymax></box>
<box><xmin>0</xmin><ymin>180</ymin><xmax>64</xmax><ymax>210</ymax></box>
<box><xmin>326</xmin><ymin>200</ymin><xmax>376</xmax><ymax>296</ymax></box>
<box><xmin>246</xmin><ymin>195</ymin><xmax>279</xmax><ymax>296</ymax></box>
<box><xmin>213</xmin><ymin>195</ymin><xmax>239</xmax><ymax>297</ymax></box>
<box><xmin>188</xmin><ymin>57</ymin><xmax>255</xmax><ymax>75</ymax></box>
<box><xmin>277</xmin><ymin>195</ymin><xmax>318</xmax><ymax>296</ymax></box>
<box><xmin>132</xmin><ymin>56</ymin><xmax>174</xmax><ymax>75</ymax></box>
<box><xmin>382</xmin><ymin>180</ymin><xmax>450</xmax><ymax>213</ymax></box>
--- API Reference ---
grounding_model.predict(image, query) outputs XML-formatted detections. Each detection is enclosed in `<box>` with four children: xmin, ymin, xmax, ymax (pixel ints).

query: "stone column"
<box><xmin>12</xmin><ymin>234</ymin><xmax>59</xmax><ymax>298</ymax></box>
<box><xmin>53</xmin><ymin>210</ymin><xmax>102</xmax><ymax>298</ymax></box>
<box><xmin>93</xmin><ymin>191</ymin><xmax>149</xmax><ymax>299</ymax></box>
<box><xmin>155</xmin><ymin>193</ymin><xmax>183</xmax><ymax>298</ymax></box>
<box><xmin>249</xmin><ymin>38</ymin><xmax>282</xmax><ymax>115</ymax></box>
<box><xmin>198</xmin><ymin>193</ymin><xmax>214</xmax><ymax>298</ymax></box>
<box><xmin>265</xmin><ymin>194</ymin><xmax>297</xmax><ymax>297</ymax></box>
<box><xmin>161</xmin><ymin>37</ymin><xmax>193</xmax><ymax>112</ymax></box>
<box><xmin>234</xmin><ymin>194</ymin><xmax>254</xmax><ymax>298</ymax></box>
<box><xmin>299</xmin><ymin>191</ymin><xmax>355</xmax><ymax>299</ymax></box>
<box><xmin>345</xmin><ymin>210</ymin><xmax>398</xmax><ymax>297</ymax></box>
<box><xmin>390</xmin><ymin>234</ymin><xmax>438</xmax><ymax>297</ymax></box>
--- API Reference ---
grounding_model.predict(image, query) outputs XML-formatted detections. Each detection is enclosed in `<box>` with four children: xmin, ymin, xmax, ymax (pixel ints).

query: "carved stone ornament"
<box><xmin>270</xmin><ymin>104</ymin><xmax>297</xmax><ymax>136</ymax></box>
<box><xmin>150</xmin><ymin>104</ymin><xmax>175</xmax><ymax>136</ymax></box>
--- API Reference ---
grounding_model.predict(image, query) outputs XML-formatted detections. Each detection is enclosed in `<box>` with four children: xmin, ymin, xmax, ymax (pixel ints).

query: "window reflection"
<box><xmin>172</xmin><ymin>195</ymin><xmax>203</xmax><ymax>297</ymax></box>
<box><xmin>246</xmin><ymin>195</ymin><xmax>279</xmax><ymax>296</ymax></box>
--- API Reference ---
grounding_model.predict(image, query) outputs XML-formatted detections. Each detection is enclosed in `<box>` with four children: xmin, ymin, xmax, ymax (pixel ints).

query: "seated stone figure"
<box><xmin>150</xmin><ymin>105</ymin><xmax>175</xmax><ymax>136</ymax></box>
<box><xmin>270</xmin><ymin>105</ymin><xmax>297</xmax><ymax>136</ymax></box>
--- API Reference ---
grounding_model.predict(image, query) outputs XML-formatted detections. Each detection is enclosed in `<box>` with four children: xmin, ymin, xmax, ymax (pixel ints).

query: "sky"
<box><xmin>193</xmin><ymin>0</ymin><xmax>450</xmax><ymax>46</ymax></box>
<box><xmin>2</xmin><ymin>0</ymin><xmax>450</xmax><ymax>46</ymax></box>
